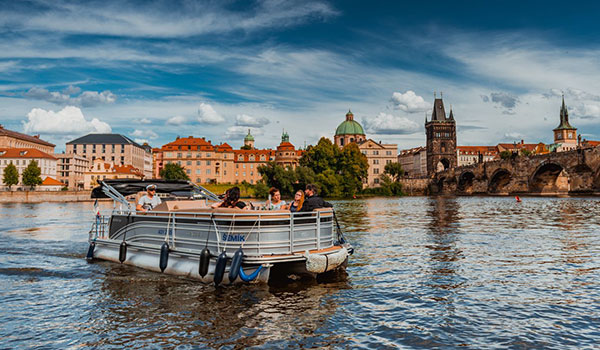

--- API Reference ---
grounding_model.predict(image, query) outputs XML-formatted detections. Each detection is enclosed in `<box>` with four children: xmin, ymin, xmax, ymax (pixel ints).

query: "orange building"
<box><xmin>457</xmin><ymin>146</ymin><xmax>499</xmax><ymax>166</ymax></box>
<box><xmin>0</xmin><ymin>125</ymin><xmax>55</xmax><ymax>153</ymax></box>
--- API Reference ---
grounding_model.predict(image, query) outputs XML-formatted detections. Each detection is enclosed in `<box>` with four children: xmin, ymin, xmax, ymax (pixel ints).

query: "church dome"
<box><xmin>244</xmin><ymin>129</ymin><xmax>254</xmax><ymax>142</ymax></box>
<box><xmin>335</xmin><ymin>110</ymin><xmax>365</xmax><ymax>136</ymax></box>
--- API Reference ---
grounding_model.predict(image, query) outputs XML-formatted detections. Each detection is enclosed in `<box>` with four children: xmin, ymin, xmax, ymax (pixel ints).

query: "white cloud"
<box><xmin>197</xmin><ymin>103</ymin><xmax>225</xmax><ymax>124</ymax></box>
<box><xmin>23</xmin><ymin>106</ymin><xmax>111</xmax><ymax>135</ymax></box>
<box><xmin>24</xmin><ymin>86</ymin><xmax>116</xmax><ymax>107</ymax></box>
<box><xmin>390</xmin><ymin>90</ymin><xmax>431</xmax><ymax>113</ymax></box>
<box><xmin>225</xmin><ymin>126</ymin><xmax>264</xmax><ymax>139</ymax></box>
<box><xmin>362</xmin><ymin>113</ymin><xmax>420</xmax><ymax>135</ymax></box>
<box><xmin>134</xmin><ymin>117</ymin><xmax>152</xmax><ymax>124</ymax></box>
<box><xmin>235</xmin><ymin>114</ymin><xmax>270</xmax><ymax>127</ymax></box>
<box><xmin>134</xmin><ymin>138</ymin><xmax>148</xmax><ymax>145</ymax></box>
<box><xmin>131</xmin><ymin>129</ymin><xmax>158</xmax><ymax>139</ymax></box>
<box><xmin>166</xmin><ymin>115</ymin><xmax>186</xmax><ymax>125</ymax></box>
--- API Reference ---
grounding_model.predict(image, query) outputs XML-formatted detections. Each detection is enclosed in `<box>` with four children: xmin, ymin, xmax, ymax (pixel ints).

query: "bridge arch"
<box><xmin>568</xmin><ymin>164</ymin><xmax>594</xmax><ymax>193</ymax></box>
<box><xmin>529</xmin><ymin>161</ymin><xmax>569</xmax><ymax>194</ymax></box>
<box><xmin>457</xmin><ymin>171</ymin><xmax>475</xmax><ymax>193</ymax></box>
<box><xmin>488</xmin><ymin>168</ymin><xmax>512</xmax><ymax>194</ymax></box>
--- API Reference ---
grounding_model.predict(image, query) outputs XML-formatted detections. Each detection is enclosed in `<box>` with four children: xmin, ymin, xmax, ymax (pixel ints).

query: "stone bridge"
<box><xmin>432</xmin><ymin>146</ymin><xmax>600</xmax><ymax>195</ymax></box>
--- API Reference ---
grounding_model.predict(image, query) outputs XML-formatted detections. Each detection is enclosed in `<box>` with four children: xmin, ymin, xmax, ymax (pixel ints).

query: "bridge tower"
<box><xmin>425</xmin><ymin>94</ymin><xmax>457</xmax><ymax>175</ymax></box>
<box><xmin>553</xmin><ymin>96</ymin><xmax>577</xmax><ymax>152</ymax></box>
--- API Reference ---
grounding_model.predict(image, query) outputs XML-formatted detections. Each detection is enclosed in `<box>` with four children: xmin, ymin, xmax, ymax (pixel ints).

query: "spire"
<box><xmin>281</xmin><ymin>129</ymin><xmax>289</xmax><ymax>143</ymax></box>
<box><xmin>425</xmin><ymin>112</ymin><xmax>428</xmax><ymax>124</ymax></box>
<box><xmin>431</xmin><ymin>95</ymin><xmax>447</xmax><ymax>121</ymax></box>
<box><xmin>449</xmin><ymin>107</ymin><xmax>454</xmax><ymax>120</ymax></box>
<box><xmin>555</xmin><ymin>95</ymin><xmax>575</xmax><ymax>130</ymax></box>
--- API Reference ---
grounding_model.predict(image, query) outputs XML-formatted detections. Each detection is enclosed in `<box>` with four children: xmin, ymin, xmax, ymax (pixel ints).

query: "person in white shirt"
<box><xmin>136</xmin><ymin>184</ymin><xmax>162</xmax><ymax>212</ymax></box>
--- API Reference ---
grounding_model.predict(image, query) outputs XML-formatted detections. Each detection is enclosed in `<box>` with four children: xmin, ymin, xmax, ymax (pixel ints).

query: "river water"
<box><xmin>0</xmin><ymin>197</ymin><xmax>599</xmax><ymax>349</ymax></box>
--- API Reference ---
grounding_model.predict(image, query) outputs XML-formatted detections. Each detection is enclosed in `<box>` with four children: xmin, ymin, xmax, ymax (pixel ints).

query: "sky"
<box><xmin>2</xmin><ymin>0</ymin><xmax>600</xmax><ymax>152</ymax></box>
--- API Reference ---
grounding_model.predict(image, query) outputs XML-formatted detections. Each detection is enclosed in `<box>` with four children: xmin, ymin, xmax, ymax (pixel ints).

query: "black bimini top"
<box><xmin>91</xmin><ymin>179</ymin><xmax>195</xmax><ymax>198</ymax></box>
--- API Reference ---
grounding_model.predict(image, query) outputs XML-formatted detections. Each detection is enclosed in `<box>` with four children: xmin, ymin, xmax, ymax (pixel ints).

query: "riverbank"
<box><xmin>0</xmin><ymin>190</ymin><xmax>94</xmax><ymax>203</ymax></box>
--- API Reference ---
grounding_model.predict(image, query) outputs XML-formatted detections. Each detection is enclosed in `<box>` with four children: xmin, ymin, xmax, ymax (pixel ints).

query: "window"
<box><xmin>206</xmin><ymin>169</ymin><xmax>211</xmax><ymax>174</ymax></box>
<box><xmin>373</xmin><ymin>159</ymin><xmax>379</xmax><ymax>165</ymax></box>
<box><xmin>361</xmin><ymin>151</ymin><xmax>367</xmax><ymax>155</ymax></box>
<box><xmin>196</xmin><ymin>161</ymin><xmax>201</xmax><ymax>165</ymax></box>
<box><xmin>187</xmin><ymin>153</ymin><xmax>192</xmax><ymax>158</ymax></box>
<box><xmin>374</xmin><ymin>178</ymin><xmax>380</xmax><ymax>184</ymax></box>
<box><xmin>386</xmin><ymin>160</ymin><xmax>391</xmax><ymax>164</ymax></box>
<box><xmin>373</xmin><ymin>151</ymin><xmax>379</xmax><ymax>155</ymax></box>
<box><xmin>386</xmin><ymin>151</ymin><xmax>392</xmax><ymax>155</ymax></box>
<box><xmin>250</xmin><ymin>164</ymin><xmax>253</xmax><ymax>169</ymax></box>
<box><xmin>374</xmin><ymin>168</ymin><xmax>379</xmax><ymax>174</ymax></box>
<box><xmin>206</xmin><ymin>160</ymin><xmax>211</xmax><ymax>166</ymax></box>
<box><xmin>177</xmin><ymin>153</ymin><xmax>182</xmax><ymax>158</ymax></box>
<box><xmin>243</xmin><ymin>172</ymin><xmax>246</xmax><ymax>176</ymax></box>
<box><xmin>178</xmin><ymin>161</ymin><xmax>182</xmax><ymax>165</ymax></box>
<box><xmin>187</xmin><ymin>161</ymin><xmax>192</xmax><ymax>165</ymax></box>
<box><xmin>243</xmin><ymin>164</ymin><xmax>246</xmax><ymax>169</ymax></box>
<box><xmin>206</xmin><ymin>153</ymin><xmax>211</xmax><ymax>157</ymax></box>
<box><xmin>186</xmin><ymin>169</ymin><xmax>191</xmax><ymax>174</ymax></box>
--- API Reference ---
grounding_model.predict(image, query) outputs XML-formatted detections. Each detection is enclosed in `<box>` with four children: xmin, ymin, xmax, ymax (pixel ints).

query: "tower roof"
<box><xmin>244</xmin><ymin>129</ymin><xmax>254</xmax><ymax>142</ymax></box>
<box><xmin>335</xmin><ymin>110</ymin><xmax>365</xmax><ymax>136</ymax></box>
<box><xmin>431</xmin><ymin>98</ymin><xmax>447</xmax><ymax>121</ymax></box>
<box><xmin>554</xmin><ymin>95</ymin><xmax>576</xmax><ymax>131</ymax></box>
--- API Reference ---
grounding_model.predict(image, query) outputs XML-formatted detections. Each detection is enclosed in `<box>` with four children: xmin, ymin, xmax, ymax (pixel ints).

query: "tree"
<box><xmin>22</xmin><ymin>160</ymin><xmax>43</xmax><ymax>189</ymax></box>
<box><xmin>240</xmin><ymin>145</ymin><xmax>253</xmax><ymax>150</ymax></box>
<box><xmin>500</xmin><ymin>150</ymin><xmax>512</xmax><ymax>160</ymax></box>
<box><xmin>338</xmin><ymin>143</ymin><xmax>369</xmax><ymax>196</ymax></box>
<box><xmin>159</xmin><ymin>163</ymin><xmax>190</xmax><ymax>180</ymax></box>
<box><xmin>300</xmin><ymin>137</ymin><xmax>340</xmax><ymax>174</ymax></box>
<box><xmin>520</xmin><ymin>148</ymin><xmax>532</xmax><ymax>157</ymax></box>
<box><xmin>2</xmin><ymin>163</ymin><xmax>19</xmax><ymax>190</ymax></box>
<box><xmin>383</xmin><ymin>162</ymin><xmax>404</xmax><ymax>182</ymax></box>
<box><xmin>257</xmin><ymin>162</ymin><xmax>296</xmax><ymax>196</ymax></box>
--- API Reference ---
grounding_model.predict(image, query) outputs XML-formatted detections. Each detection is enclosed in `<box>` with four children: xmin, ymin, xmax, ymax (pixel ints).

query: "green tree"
<box><xmin>159</xmin><ymin>163</ymin><xmax>190</xmax><ymax>180</ymax></box>
<box><xmin>22</xmin><ymin>160</ymin><xmax>43</xmax><ymax>189</ymax></box>
<box><xmin>383</xmin><ymin>162</ymin><xmax>404</xmax><ymax>182</ymax></box>
<box><xmin>299</xmin><ymin>137</ymin><xmax>340</xmax><ymax>174</ymax></box>
<box><xmin>2</xmin><ymin>163</ymin><xmax>19</xmax><ymax>190</ymax></box>
<box><xmin>253</xmin><ymin>181</ymin><xmax>270</xmax><ymax>198</ymax></box>
<box><xmin>240</xmin><ymin>145</ymin><xmax>253</xmax><ymax>150</ymax></box>
<box><xmin>338</xmin><ymin>143</ymin><xmax>369</xmax><ymax>196</ymax></box>
<box><xmin>520</xmin><ymin>148</ymin><xmax>532</xmax><ymax>157</ymax></box>
<box><xmin>257</xmin><ymin>162</ymin><xmax>296</xmax><ymax>196</ymax></box>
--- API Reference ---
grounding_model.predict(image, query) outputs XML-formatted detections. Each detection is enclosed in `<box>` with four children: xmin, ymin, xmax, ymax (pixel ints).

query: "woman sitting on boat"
<box><xmin>211</xmin><ymin>186</ymin><xmax>246</xmax><ymax>209</ymax></box>
<box><xmin>283</xmin><ymin>190</ymin><xmax>304</xmax><ymax>212</ymax></box>
<box><xmin>264</xmin><ymin>187</ymin><xmax>286</xmax><ymax>210</ymax></box>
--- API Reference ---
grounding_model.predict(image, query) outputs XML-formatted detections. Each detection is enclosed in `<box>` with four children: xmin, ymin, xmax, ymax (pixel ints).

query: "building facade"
<box><xmin>84</xmin><ymin>159</ymin><xmax>144</xmax><ymax>189</ymax></box>
<box><xmin>56</xmin><ymin>153</ymin><xmax>90</xmax><ymax>190</ymax></box>
<box><xmin>154</xmin><ymin>132</ymin><xmax>302</xmax><ymax>184</ymax></box>
<box><xmin>456</xmin><ymin>146</ymin><xmax>499</xmax><ymax>167</ymax></box>
<box><xmin>425</xmin><ymin>96</ymin><xmax>457</xmax><ymax>175</ymax></box>
<box><xmin>358</xmin><ymin>139</ymin><xmax>398</xmax><ymax>187</ymax></box>
<box><xmin>0</xmin><ymin>148</ymin><xmax>58</xmax><ymax>188</ymax></box>
<box><xmin>0</xmin><ymin>125</ymin><xmax>55</xmax><ymax>154</ymax></box>
<box><xmin>397</xmin><ymin>146</ymin><xmax>427</xmax><ymax>177</ymax></box>
<box><xmin>66</xmin><ymin>134</ymin><xmax>152</xmax><ymax>178</ymax></box>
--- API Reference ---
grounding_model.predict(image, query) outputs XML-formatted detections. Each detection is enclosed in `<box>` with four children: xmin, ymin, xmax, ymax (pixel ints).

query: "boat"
<box><xmin>87</xmin><ymin>179</ymin><xmax>353</xmax><ymax>285</ymax></box>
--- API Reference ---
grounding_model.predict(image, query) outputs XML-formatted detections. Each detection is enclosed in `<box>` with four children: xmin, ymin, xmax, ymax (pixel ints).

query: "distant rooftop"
<box><xmin>0</xmin><ymin>125</ymin><xmax>55</xmax><ymax>147</ymax></box>
<box><xmin>67</xmin><ymin>133</ymin><xmax>143</xmax><ymax>148</ymax></box>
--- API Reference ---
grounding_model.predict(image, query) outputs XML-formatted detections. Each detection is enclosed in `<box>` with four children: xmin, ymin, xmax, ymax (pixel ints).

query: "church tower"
<box><xmin>553</xmin><ymin>96</ymin><xmax>577</xmax><ymax>151</ymax></box>
<box><xmin>425</xmin><ymin>94</ymin><xmax>457</xmax><ymax>175</ymax></box>
<box><xmin>243</xmin><ymin>129</ymin><xmax>255</xmax><ymax>149</ymax></box>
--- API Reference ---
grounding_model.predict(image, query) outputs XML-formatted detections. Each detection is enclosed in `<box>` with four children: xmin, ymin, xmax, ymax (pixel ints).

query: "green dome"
<box><xmin>244</xmin><ymin>129</ymin><xmax>254</xmax><ymax>141</ymax></box>
<box><xmin>335</xmin><ymin>120</ymin><xmax>365</xmax><ymax>136</ymax></box>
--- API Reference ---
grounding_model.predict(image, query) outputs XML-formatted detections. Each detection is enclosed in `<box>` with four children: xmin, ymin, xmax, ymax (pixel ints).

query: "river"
<box><xmin>1</xmin><ymin>197</ymin><xmax>599</xmax><ymax>349</ymax></box>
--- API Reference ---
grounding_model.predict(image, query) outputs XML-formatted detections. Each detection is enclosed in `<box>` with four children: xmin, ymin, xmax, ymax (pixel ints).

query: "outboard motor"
<box><xmin>214</xmin><ymin>251</ymin><xmax>228</xmax><ymax>286</ymax></box>
<box><xmin>159</xmin><ymin>242</ymin><xmax>169</xmax><ymax>272</ymax></box>
<box><xmin>199</xmin><ymin>247</ymin><xmax>211</xmax><ymax>278</ymax></box>
<box><xmin>228</xmin><ymin>248</ymin><xmax>244</xmax><ymax>282</ymax></box>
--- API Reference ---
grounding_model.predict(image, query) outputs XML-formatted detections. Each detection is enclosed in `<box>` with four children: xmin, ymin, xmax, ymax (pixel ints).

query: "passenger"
<box><xmin>211</xmin><ymin>186</ymin><xmax>246</xmax><ymax>209</ymax></box>
<box><xmin>300</xmin><ymin>184</ymin><xmax>332</xmax><ymax>212</ymax></box>
<box><xmin>285</xmin><ymin>190</ymin><xmax>305</xmax><ymax>212</ymax></box>
<box><xmin>265</xmin><ymin>187</ymin><xmax>286</xmax><ymax>210</ymax></box>
<box><xmin>136</xmin><ymin>184</ymin><xmax>162</xmax><ymax>212</ymax></box>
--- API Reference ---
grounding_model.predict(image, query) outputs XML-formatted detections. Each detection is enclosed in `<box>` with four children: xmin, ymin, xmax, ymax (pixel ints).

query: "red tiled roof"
<box><xmin>0</xmin><ymin>148</ymin><xmax>56</xmax><ymax>159</ymax></box>
<box><xmin>457</xmin><ymin>146</ymin><xmax>498</xmax><ymax>155</ymax></box>
<box><xmin>398</xmin><ymin>146</ymin><xmax>425</xmax><ymax>155</ymax></box>
<box><xmin>0</xmin><ymin>126</ymin><xmax>55</xmax><ymax>147</ymax></box>
<box><xmin>277</xmin><ymin>141</ymin><xmax>295</xmax><ymax>151</ymax></box>
<box><xmin>114</xmin><ymin>164</ymin><xmax>143</xmax><ymax>176</ymax></box>
<box><xmin>41</xmin><ymin>177</ymin><xmax>65</xmax><ymax>186</ymax></box>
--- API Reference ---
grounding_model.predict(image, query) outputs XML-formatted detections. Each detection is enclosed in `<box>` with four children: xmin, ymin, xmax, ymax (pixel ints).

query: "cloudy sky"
<box><xmin>2</xmin><ymin>0</ymin><xmax>600</xmax><ymax>152</ymax></box>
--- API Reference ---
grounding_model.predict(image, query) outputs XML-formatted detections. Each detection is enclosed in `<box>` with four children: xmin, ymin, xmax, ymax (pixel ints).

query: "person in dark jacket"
<box><xmin>300</xmin><ymin>184</ymin><xmax>332</xmax><ymax>211</ymax></box>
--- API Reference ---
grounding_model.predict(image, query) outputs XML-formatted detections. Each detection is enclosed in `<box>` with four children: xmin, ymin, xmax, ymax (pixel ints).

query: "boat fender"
<box><xmin>86</xmin><ymin>242</ymin><xmax>95</xmax><ymax>261</ymax></box>
<box><xmin>159</xmin><ymin>242</ymin><xmax>169</xmax><ymax>272</ymax></box>
<box><xmin>199</xmin><ymin>247</ymin><xmax>211</xmax><ymax>277</ymax></box>
<box><xmin>119</xmin><ymin>241</ymin><xmax>127</xmax><ymax>263</ymax></box>
<box><xmin>228</xmin><ymin>248</ymin><xmax>244</xmax><ymax>282</ymax></box>
<box><xmin>239</xmin><ymin>265</ymin><xmax>263</xmax><ymax>282</ymax></box>
<box><xmin>213</xmin><ymin>251</ymin><xmax>228</xmax><ymax>286</ymax></box>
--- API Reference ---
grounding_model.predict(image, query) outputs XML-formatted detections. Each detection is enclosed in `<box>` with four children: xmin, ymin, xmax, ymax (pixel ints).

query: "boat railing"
<box><xmin>92</xmin><ymin>209</ymin><xmax>338</xmax><ymax>256</ymax></box>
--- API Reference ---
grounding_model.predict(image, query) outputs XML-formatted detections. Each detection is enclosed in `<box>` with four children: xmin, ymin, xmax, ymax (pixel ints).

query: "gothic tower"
<box><xmin>553</xmin><ymin>95</ymin><xmax>577</xmax><ymax>151</ymax></box>
<box><xmin>425</xmin><ymin>94</ymin><xmax>457</xmax><ymax>175</ymax></box>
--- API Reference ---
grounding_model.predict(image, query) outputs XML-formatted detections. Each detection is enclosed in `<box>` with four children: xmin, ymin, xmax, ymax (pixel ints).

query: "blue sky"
<box><xmin>2</xmin><ymin>0</ymin><xmax>600</xmax><ymax>152</ymax></box>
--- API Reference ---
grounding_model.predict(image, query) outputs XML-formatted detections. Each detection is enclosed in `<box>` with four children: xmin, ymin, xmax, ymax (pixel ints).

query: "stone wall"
<box><xmin>400</xmin><ymin>178</ymin><xmax>430</xmax><ymax>195</ymax></box>
<box><xmin>0</xmin><ymin>190</ymin><xmax>95</xmax><ymax>203</ymax></box>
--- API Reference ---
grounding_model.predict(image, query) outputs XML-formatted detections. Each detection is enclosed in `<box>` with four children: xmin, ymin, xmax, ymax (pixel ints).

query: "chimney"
<box><xmin>521</xmin><ymin>139</ymin><xmax>524</xmax><ymax>144</ymax></box>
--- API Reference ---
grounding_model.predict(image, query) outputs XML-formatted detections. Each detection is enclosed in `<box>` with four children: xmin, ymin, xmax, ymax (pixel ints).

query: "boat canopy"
<box><xmin>91</xmin><ymin>179</ymin><xmax>217</xmax><ymax>200</ymax></box>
